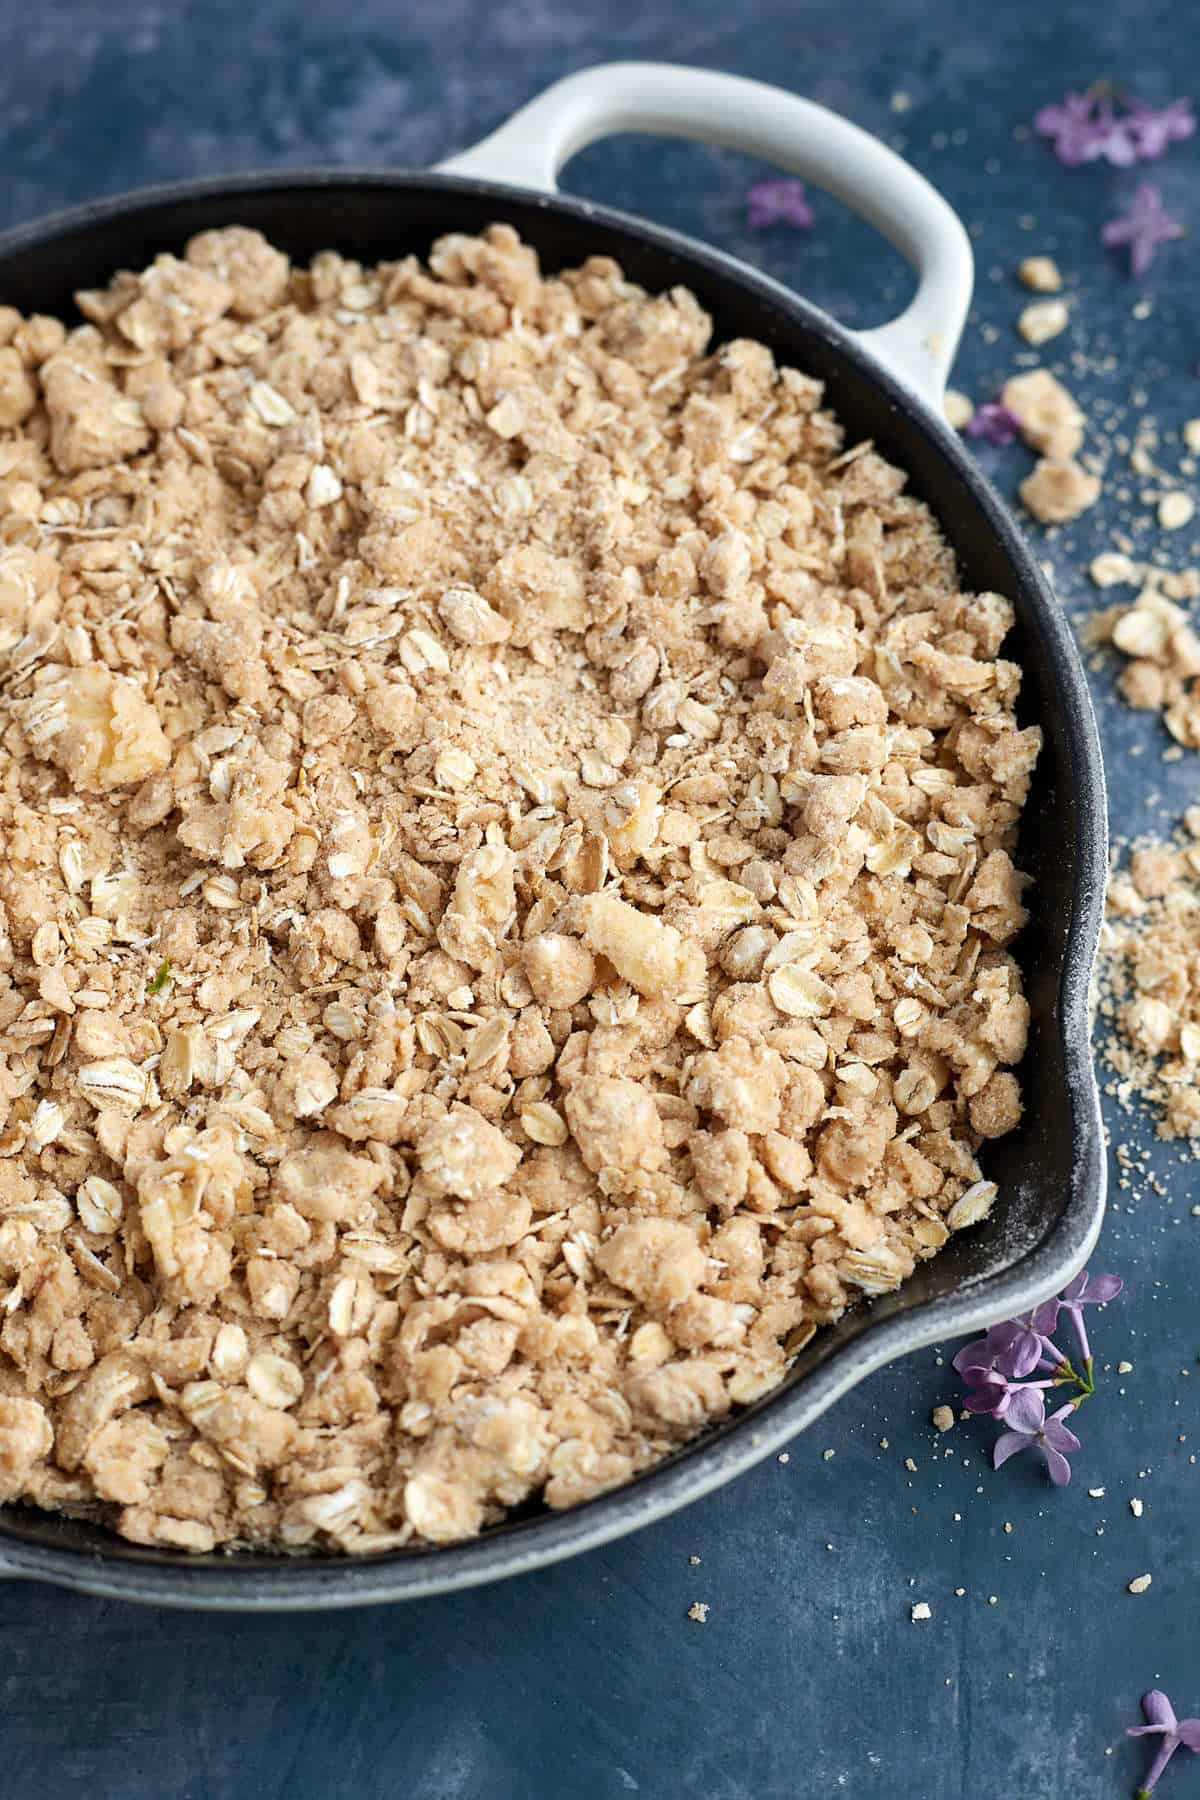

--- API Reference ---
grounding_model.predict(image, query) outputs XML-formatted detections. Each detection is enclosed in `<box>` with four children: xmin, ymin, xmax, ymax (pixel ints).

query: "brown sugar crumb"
<box><xmin>1018</xmin><ymin>256</ymin><xmax>1063</xmax><ymax>293</ymax></box>
<box><xmin>1097</xmin><ymin>828</ymin><xmax>1200</xmax><ymax>1137</ymax></box>
<box><xmin>931</xmin><ymin>1404</ymin><xmax>955</xmax><ymax>1432</ymax></box>
<box><xmin>1017</xmin><ymin>301</ymin><xmax>1070</xmax><ymax>347</ymax></box>
<box><xmin>1020</xmin><ymin>458</ymin><xmax>1101</xmax><ymax>525</ymax></box>
<box><xmin>0</xmin><ymin>225</ymin><xmax>1039</xmax><ymax>1555</ymax></box>
<box><xmin>1089</xmin><ymin>552</ymin><xmax>1140</xmax><ymax>589</ymax></box>
<box><xmin>1002</xmin><ymin>369</ymin><xmax>1086</xmax><ymax>461</ymax></box>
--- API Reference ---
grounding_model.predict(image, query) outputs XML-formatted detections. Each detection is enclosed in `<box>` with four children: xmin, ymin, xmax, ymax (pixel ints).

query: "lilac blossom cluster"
<box><xmin>1035</xmin><ymin>90</ymin><xmax>1194</xmax><ymax>166</ymax></box>
<box><xmin>952</xmin><ymin>1269</ymin><xmax>1122</xmax><ymax>1485</ymax></box>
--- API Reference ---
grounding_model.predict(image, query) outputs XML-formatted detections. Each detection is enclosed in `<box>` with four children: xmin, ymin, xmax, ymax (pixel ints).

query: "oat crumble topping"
<box><xmin>0</xmin><ymin>225</ymin><xmax>1039</xmax><ymax>1553</ymax></box>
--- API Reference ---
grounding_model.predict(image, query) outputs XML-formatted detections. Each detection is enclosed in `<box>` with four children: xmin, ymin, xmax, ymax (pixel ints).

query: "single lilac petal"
<box><xmin>1084</xmin><ymin>1272</ymin><xmax>1123</xmax><ymax>1303</ymax></box>
<box><xmin>1003</xmin><ymin>1385</ymin><xmax>1046</xmax><ymax>1434</ymax></box>
<box><xmin>1136</xmin><ymin>1691</ymin><xmax>1179</xmax><ymax>1732</ymax></box>
<box><xmin>1029</xmin><ymin>1297</ymin><xmax>1061</xmax><ymax>1334</ymax></box>
<box><xmin>1042</xmin><ymin>1445</ymin><xmax>1073</xmax><ymax>1485</ymax></box>
<box><xmin>964</xmin><ymin>1388</ymin><xmax>1007</xmax><ymax>1418</ymax></box>
<box><xmin>1059</xmin><ymin>1271</ymin><xmax>1087</xmax><ymax>1303</ymax></box>
<box><xmin>1135</xmin><ymin>1744</ymin><xmax>1180</xmax><ymax>1795</ymax></box>
<box><xmin>1177</xmin><ymin>1719</ymin><xmax>1200</xmax><ymax>1751</ymax></box>
<box><xmin>952</xmin><ymin>1336</ymin><xmax>993</xmax><ymax>1375</ymax></box>
<box><xmin>992</xmin><ymin>1429</ymin><xmax>1030</xmax><ymax>1470</ymax></box>
<box><xmin>962</xmin><ymin>1371</ymin><xmax>1013</xmax><ymax>1417</ymax></box>
<box><xmin>953</xmin><ymin>1320</ymin><xmax>1033</xmax><ymax>1377</ymax></box>
<box><xmin>1041</xmin><ymin>1408</ymin><xmax>1082</xmax><ymax>1455</ymax></box>
<box><xmin>1002</xmin><ymin>1328</ymin><xmax>1044</xmax><ymax>1379</ymax></box>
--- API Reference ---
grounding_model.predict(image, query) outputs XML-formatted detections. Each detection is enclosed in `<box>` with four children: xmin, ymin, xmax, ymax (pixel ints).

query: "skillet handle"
<box><xmin>438</xmin><ymin>61</ymin><xmax>972</xmax><ymax>408</ymax></box>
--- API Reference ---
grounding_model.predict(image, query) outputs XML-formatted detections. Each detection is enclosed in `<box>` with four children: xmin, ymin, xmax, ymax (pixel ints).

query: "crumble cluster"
<box><xmin>1099</xmin><ymin>820</ymin><xmax>1200</xmax><ymax>1139</ymax></box>
<box><xmin>0</xmin><ymin>225</ymin><xmax>1038</xmax><ymax>1553</ymax></box>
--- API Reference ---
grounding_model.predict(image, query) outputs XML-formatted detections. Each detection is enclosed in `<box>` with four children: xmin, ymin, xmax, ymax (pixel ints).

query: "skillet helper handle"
<box><xmin>438</xmin><ymin>61</ymin><xmax>973</xmax><ymax>408</ymax></box>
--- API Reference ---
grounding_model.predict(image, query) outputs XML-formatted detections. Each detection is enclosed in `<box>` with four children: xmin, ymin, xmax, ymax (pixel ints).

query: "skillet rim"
<box><xmin>0</xmin><ymin>167</ymin><xmax>1107</xmax><ymax>1608</ymax></box>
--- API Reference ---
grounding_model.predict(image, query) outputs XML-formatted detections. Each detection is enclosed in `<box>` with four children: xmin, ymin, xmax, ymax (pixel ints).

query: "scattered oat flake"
<box><xmin>687</xmin><ymin>1602</ymin><xmax>710</xmax><ymax>1624</ymax></box>
<box><xmin>905</xmin><ymin>1457</ymin><xmax>918</xmax><ymax>1473</ymax></box>
<box><xmin>1130</xmin><ymin>1497</ymin><xmax>1144</xmax><ymax>1517</ymax></box>
<box><xmin>1118</xmin><ymin>1360</ymin><xmax>1134</xmax><ymax>1374</ymax></box>
<box><xmin>911</xmin><ymin>1602</ymin><xmax>932</xmax><ymax>1621</ymax></box>
<box><xmin>1128</xmin><ymin>1573</ymin><xmax>1153</xmax><ymax>1594</ymax></box>
<box><xmin>931</xmin><ymin>1405</ymin><xmax>955</xmax><ymax>1433</ymax></box>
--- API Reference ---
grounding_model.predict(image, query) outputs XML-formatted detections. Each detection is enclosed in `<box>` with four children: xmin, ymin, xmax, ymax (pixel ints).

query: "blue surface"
<box><xmin>1</xmin><ymin>4</ymin><xmax>1198</xmax><ymax>1797</ymax></box>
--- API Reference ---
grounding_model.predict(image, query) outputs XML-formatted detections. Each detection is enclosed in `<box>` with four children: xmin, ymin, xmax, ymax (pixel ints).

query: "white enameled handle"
<box><xmin>438</xmin><ymin>62</ymin><xmax>973</xmax><ymax>407</ymax></box>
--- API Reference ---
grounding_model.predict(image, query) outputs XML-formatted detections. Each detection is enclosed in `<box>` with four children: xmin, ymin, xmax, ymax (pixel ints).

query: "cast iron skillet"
<box><xmin>0</xmin><ymin>64</ymin><xmax>1107</xmax><ymax>1608</ymax></box>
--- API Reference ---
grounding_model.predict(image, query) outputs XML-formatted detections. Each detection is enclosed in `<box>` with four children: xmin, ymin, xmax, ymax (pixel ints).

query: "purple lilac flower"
<box><xmin>1058</xmin><ymin>1269</ymin><xmax>1123</xmax><ymax>1369</ymax></box>
<box><xmin>1035</xmin><ymin>90</ymin><xmax>1195</xmax><ymax>167</ymax></box>
<box><xmin>1034</xmin><ymin>91</ymin><xmax>1114</xmax><ymax>165</ymax></box>
<box><xmin>960</xmin><ymin>1368</ymin><xmax>1041</xmax><ymax>1419</ymax></box>
<box><xmin>1128</xmin><ymin>1689</ymin><xmax>1200</xmax><ymax>1797</ymax></box>
<box><xmin>965</xmin><ymin>402</ymin><xmax>1020</xmax><ymax>447</ymax></box>
<box><xmin>1125</xmin><ymin>98</ymin><xmax>1197</xmax><ymax>161</ymax></box>
<box><xmin>1102</xmin><ymin>183</ymin><xmax>1185</xmax><ymax>277</ymax></box>
<box><xmin>955</xmin><ymin>1321</ymin><xmax>1028</xmax><ymax>1381</ymax></box>
<box><xmin>992</xmin><ymin>1388</ymin><xmax>1081</xmax><ymax>1485</ymax></box>
<box><xmin>746</xmin><ymin>179</ymin><xmax>814</xmax><ymax>230</ymax></box>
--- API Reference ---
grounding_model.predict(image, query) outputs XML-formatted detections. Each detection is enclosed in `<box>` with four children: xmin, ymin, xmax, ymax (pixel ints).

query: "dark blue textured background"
<box><xmin>1</xmin><ymin>4</ymin><xmax>1197</xmax><ymax>1796</ymax></box>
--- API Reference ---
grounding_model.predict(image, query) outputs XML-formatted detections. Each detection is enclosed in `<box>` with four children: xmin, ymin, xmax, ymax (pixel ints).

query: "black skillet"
<box><xmin>0</xmin><ymin>64</ymin><xmax>1107</xmax><ymax>1607</ymax></box>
